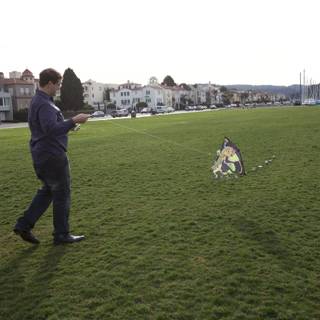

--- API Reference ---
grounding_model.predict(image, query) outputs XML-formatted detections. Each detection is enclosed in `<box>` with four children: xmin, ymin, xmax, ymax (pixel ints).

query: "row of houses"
<box><xmin>83</xmin><ymin>76</ymin><xmax>287</xmax><ymax>111</ymax></box>
<box><xmin>83</xmin><ymin>76</ymin><xmax>223</xmax><ymax>110</ymax></box>
<box><xmin>0</xmin><ymin>69</ymin><xmax>287</xmax><ymax>121</ymax></box>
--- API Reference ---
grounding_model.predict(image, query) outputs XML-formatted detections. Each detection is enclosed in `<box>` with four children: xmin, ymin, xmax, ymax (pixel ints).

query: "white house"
<box><xmin>110</xmin><ymin>78</ymin><xmax>179</xmax><ymax>109</ymax></box>
<box><xmin>108</xmin><ymin>77</ymin><xmax>196</xmax><ymax>110</ymax></box>
<box><xmin>163</xmin><ymin>85</ymin><xmax>188</xmax><ymax>109</ymax></box>
<box><xmin>82</xmin><ymin>79</ymin><xmax>106</xmax><ymax>109</ymax></box>
<box><xmin>9</xmin><ymin>71</ymin><xmax>22</xmax><ymax>79</ymax></box>
<box><xmin>143</xmin><ymin>83</ymin><xmax>165</xmax><ymax>107</ymax></box>
<box><xmin>188</xmin><ymin>85</ymin><xmax>207</xmax><ymax>105</ymax></box>
<box><xmin>109</xmin><ymin>81</ymin><xmax>142</xmax><ymax>108</ymax></box>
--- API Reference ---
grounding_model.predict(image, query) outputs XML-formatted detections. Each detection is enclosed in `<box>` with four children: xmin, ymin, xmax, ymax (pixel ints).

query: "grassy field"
<box><xmin>0</xmin><ymin>107</ymin><xmax>319</xmax><ymax>320</ymax></box>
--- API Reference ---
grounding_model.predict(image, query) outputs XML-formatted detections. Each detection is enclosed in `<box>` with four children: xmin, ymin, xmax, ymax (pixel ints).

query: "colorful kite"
<box><xmin>211</xmin><ymin>137</ymin><xmax>245</xmax><ymax>178</ymax></box>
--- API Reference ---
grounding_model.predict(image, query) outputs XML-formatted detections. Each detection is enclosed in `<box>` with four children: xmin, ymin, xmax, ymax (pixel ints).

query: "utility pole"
<box><xmin>302</xmin><ymin>69</ymin><xmax>305</xmax><ymax>104</ymax></box>
<box><xmin>299</xmin><ymin>72</ymin><xmax>302</xmax><ymax>103</ymax></box>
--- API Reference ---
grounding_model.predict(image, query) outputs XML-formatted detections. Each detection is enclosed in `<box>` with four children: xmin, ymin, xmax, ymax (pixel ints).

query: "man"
<box><xmin>13</xmin><ymin>68</ymin><xmax>91</xmax><ymax>245</ymax></box>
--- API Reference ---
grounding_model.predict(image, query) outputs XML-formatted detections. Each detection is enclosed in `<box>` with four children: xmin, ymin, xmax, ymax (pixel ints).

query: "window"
<box><xmin>20</xmin><ymin>88</ymin><xmax>24</xmax><ymax>95</ymax></box>
<box><xmin>121</xmin><ymin>92</ymin><xmax>123</xmax><ymax>96</ymax></box>
<box><xmin>0</xmin><ymin>98</ymin><xmax>3</xmax><ymax>106</ymax></box>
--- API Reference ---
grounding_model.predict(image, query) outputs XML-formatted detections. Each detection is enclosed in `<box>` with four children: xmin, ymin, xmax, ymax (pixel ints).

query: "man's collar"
<box><xmin>36</xmin><ymin>89</ymin><xmax>53</xmax><ymax>101</ymax></box>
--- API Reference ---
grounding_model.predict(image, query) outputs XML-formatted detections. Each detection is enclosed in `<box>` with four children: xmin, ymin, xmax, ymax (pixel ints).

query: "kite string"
<box><xmin>109</xmin><ymin>120</ymin><xmax>211</xmax><ymax>156</ymax></box>
<box><xmin>109</xmin><ymin>120</ymin><xmax>276</xmax><ymax>175</ymax></box>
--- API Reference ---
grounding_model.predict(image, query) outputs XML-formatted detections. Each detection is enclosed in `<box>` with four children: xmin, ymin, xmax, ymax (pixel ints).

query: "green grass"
<box><xmin>1</xmin><ymin>107</ymin><xmax>319</xmax><ymax>320</ymax></box>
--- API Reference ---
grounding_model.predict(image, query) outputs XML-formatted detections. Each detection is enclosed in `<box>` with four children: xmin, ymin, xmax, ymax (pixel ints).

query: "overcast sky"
<box><xmin>1</xmin><ymin>0</ymin><xmax>319</xmax><ymax>86</ymax></box>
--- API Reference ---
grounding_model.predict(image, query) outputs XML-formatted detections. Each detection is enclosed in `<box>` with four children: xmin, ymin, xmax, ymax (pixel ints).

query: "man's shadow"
<box><xmin>0</xmin><ymin>244</ymin><xmax>66</xmax><ymax>319</ymax></box>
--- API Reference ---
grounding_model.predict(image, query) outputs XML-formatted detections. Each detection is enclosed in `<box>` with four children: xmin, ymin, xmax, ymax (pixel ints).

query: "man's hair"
<box><xmin>39</xmin><ymin>68</ymin><xmax>62</xmax><ymax>87</ymax></box>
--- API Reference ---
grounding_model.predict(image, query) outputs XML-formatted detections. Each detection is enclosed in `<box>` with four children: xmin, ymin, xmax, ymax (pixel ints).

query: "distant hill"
<box><xmin>225</xmin><ymin>84</ymin><xmax>301</xmax><ymax>98</ymax></box>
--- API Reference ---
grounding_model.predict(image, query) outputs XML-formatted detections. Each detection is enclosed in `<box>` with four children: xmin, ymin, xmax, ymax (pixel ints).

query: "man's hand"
<box><xmin>72</xmin><ymin>113</ymin><xmax>91</xmax><ymax>124</ymax></box>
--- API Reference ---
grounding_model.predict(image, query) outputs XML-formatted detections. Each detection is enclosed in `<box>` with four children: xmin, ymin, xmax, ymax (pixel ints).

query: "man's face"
<box><xmin>48</xmin><ymin>79</ymin><xmax>62</xmax><ymax>96</ymax></box>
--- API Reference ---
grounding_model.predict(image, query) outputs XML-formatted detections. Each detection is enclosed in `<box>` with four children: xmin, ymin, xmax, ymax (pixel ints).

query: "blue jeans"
<box><xmin>15</xmin><ymin>154</ymin><xmax>71</xmax><ymax>236</ymax></box>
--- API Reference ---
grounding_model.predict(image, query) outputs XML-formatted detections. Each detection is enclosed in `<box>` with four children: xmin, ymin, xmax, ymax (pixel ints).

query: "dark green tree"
<box><xmin>161</xmin><ymin>75</ymin><xmax>176</xmax><ymax>87</ymax></box>
<box><xmin>104</xmin><ymin>88</ymin><xmax>111</xmax><ymax>102</ymax></box>
<box><xmin>205</xmin><ymin>91</ymin><xmax>211</xmax><ymax>106</ymax></box>
<box><xmin>220</xmin><ymin>86</ymin><xmax>228</xmax><ymax>93</ymax></box>
<box><xmin>222</xmin><ymin>91</ymin><xmax>233</xmax><ymax>105</ymax></box>
<box><xmin>60</xmin><ymin>68</ymin><xmax>84</xmax><ymax>111</ymax></box>
<box><xmin>240</xmin><ymin>92</ymin><xmax>249</xmax><ymax>104</ymax></box>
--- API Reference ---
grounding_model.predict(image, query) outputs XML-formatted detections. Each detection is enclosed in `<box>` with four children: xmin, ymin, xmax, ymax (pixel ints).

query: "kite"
<box><xmin>211</xmin><ymin>137</ymin><xmax>245</xmax><ymax>178</ymax></box>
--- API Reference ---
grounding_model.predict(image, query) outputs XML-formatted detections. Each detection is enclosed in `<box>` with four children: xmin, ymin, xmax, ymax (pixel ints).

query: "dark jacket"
<box><xmin>28</xmin><ymin>90</ymin><xmax>75</xmax><ymax>163</ymax></box>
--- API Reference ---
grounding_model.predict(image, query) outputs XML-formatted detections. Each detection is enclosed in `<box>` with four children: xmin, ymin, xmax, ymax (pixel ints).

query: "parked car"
<box><xmin>151</xmin><ymin>106</ymin><xmax>167</xmax><ymax>114</ymax></box>
<box><xmin>166</xmin><ymin>106</ymin><xmax>175</xmax><ymax>113</ymax></box>
<box><xmin>141</xmin><ymin>107</ymin><xmax>152</xmax><ymax>113</ymax></box>
<box><xmin>91</xmin><ymin>111</ymin><xmax>105</xmax><ymax>117</ymax></box>
<box><xmin>111</xmin><ymin>109</ymin><xmax>129</xmax><ymax>117</ymax></box>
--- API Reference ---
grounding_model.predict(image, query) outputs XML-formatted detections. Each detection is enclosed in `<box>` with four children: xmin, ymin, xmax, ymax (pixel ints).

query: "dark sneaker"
<box><xmin>53</xmin><ymin>234</ymin><xmax>85</xmax><ymax>245</ymax></box>
<box><xmin>14</xmin><ymin>228</ymin><xmax>40</xmax><ymax>244</ymax></box>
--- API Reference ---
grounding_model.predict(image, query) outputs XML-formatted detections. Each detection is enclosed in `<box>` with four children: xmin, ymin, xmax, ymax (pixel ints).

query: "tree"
<box><xmin>206</xmin><ymin>91</ymin><xmax>211</xmax><ymax>106</ymax></box>
<box><xmin>240</xmin><ymin>92</ymin><xmax>249</xmax><ymax>104</ymax></box>
<box><xmin>60</xmin><ymin>68</ymin><xmax>84</xmax><ymax>111</ymax></box>
<box><xmin>222</xmin><ymin>93</ymin><xmax>231</xmax><ymax>105</ymax></box>
<box><xmin>161</xmin><ymin>75</ymin><xmax>176</xmax><ymax>87</ymax></box>
<box><xmin>104</xmin><ymin>88</ymin><xmax>110</xmax><ymax>102</ymax></box>
<box><xmin>220</xmin><ymin>86</ymin><xmax>228</xmax><ymax>93</ymax></box>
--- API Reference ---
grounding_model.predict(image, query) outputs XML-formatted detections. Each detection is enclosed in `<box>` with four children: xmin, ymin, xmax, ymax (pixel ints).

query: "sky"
<box><xmin>1</xmin><ymin>0</ymin><xmax>319</xmax><ymax>86</ymax></box>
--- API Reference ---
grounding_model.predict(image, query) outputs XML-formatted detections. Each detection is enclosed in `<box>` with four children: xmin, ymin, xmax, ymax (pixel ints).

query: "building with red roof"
<box><xmin>0</xmin><ymin>69</ymin><xmax>38</xmax><ymax>120</ymax></box>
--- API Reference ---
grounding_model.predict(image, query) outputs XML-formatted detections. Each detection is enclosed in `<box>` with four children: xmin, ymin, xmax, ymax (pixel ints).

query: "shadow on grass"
<box><xmin>233</xmin><ymin>217</ymin><xmax>295</xmax><ymax>271</ymax></box>
<box><xmin>0</xmin><ymin>244</ymin><xmax>66</xmax><ymax>319</ymax></box>
<box><xmin>0</xmin><ymin>246</ymin><xmax>39</xmax><ymax>314</ymax></box>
